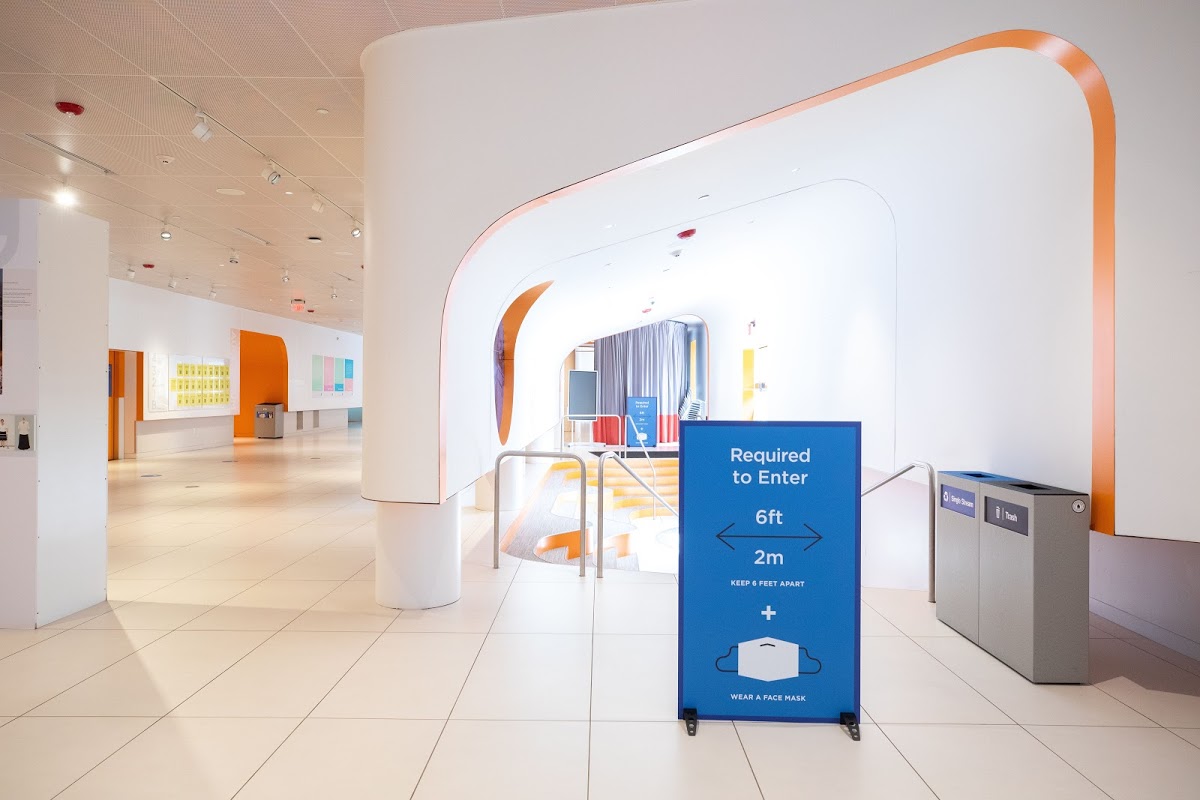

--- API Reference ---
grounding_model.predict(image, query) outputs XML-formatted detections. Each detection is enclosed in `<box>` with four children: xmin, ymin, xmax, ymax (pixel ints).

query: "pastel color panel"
<box><xmin>312</xmin><ymin>355</ymin><xmax>323</xmax><ymax>393</ymax></box>
<box><xmin>335</xmin><ymin>358</ymin><xmax>346</xmax><ymax>392</ymax></box>
<box><xmin>324</xmin><ymin>356</ymin><xmax>335</xmax><ymax>392</ymax></box>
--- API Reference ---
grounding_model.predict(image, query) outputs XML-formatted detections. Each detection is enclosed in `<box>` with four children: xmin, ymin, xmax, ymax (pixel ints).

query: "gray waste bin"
<box><xmin>935</xmin><ymin>471</ymin><xmax>1015</xmax><ymax>643</ymax></box>
<box><xmin>254</xmin><ymin>403</ymin><xmax>284</xmax><ymax>439</ymax></box>
<box><xmin>979</xmin><ymin>480</ymin><xmax>1089</xmax><ymax>684</ymax></box>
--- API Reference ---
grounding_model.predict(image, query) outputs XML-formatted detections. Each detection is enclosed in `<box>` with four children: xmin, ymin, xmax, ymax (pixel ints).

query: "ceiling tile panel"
<box><xmin>68</xmin><ymin>174</ymin><xmax>165</xmax><ymax>206</ymax></box>
<box><xmin>269</xmin><ymin>0</ymin><xmax>399</xmax><ymax>77</ymax></box>
<box><xmin>157</xmin><ymin>0</ymin><xmax>333</xmax><ymax>77</ymax></box>
<box><xmin>385</xmin><ymin>0</ymin><xmax>504</xmax><ymax>28</ymax></box>
<box><xmin>0</xmin><ymin>133</ymin><xmax>75</xmax><ymax>175</ymax></box>
<box><xmin>247</xmin><ymin>77</ymin><xmax>363</xmax><ymax>136</ymax></box>
<box><xmin>503</xmin><ymin>0</ymin><xmax>616</xmax><ymax>17</ymax></box>
<box><xmin>116</xmin><ymin>174</ymin><xmax>226</xmax><ymax>206</ymax></box>
<box><xmin>0</xmin><ymin>1</ymin><xmax>142</xmax><ymax>75</ymax></box>
<box><xmin>43</xmin><ymin>0</ymin><xmax>238</xmax><ymax>77</ymax></box>
<box><xmin>172</xmin><ymin>175</ymin><xmax>282</xmax><ymax>205</ymax></box>
<box><xmin>94</xmin><ymin>135</ymin><xmax>228</xmax><ymax>176</ymax></box>
<box><xmin>313</xmin><ymin>137</ymin><xmax>363</xmax><ymax>176</ymax></box>
<box><xmin>0</xmin><ymin>92</ymin><xmax>75</xmax><ymax>136</ymax></box>
<box><xmin>155</xmin><ymin>76</ymin><xmax>307</xmax><ymax>136</ymax></box>
<box><xmin>162</xmin><ymin>135</ymin><xmax>271</xmax><ymax>178</ymax></box>
<box><xmin>300</xmin><ymin>176</ymin><xmax>363</xmax><ymax>207</ymax></box>
<box><xmin>244</xmin><ymin>136</ymin><xmax>354</xmax><ymax>177</ymax></box>
<box><xmin>337</xmin><ymin>77</ymin><xmax>363</xmax><ymax>108</ymax></box>
<box><xmin>1</xmin><ymin>74</ymin><xmax>154</xmax><ymax>135</ymax></box>
<box><xmin>0</xmin><ymin>42</ymin><xmax>51</xmax><ymax>74</ymax></box>
<box><xmin>62</xmin><ymin>75</ymin><xmax>197</xmax><ymax>136</ymax></box>
<box><xmin>31</xmin><ymin>134</ymin><xmax>154</xmax><ymax>176</ymax></box>
<box><xmin>77</xmin><ymin>202</ymin><xmax>162</xmax><ymax>227</ymax></box>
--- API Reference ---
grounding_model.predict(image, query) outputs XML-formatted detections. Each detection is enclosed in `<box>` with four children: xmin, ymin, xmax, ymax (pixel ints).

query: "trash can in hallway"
<box><xmin>979</xmin><ymin>480</ymin><xmax>1090</xmax><ymax>684</ymax></box>
<box><xmin>255</xmin><ymin>403</ymin><xmax>285</xmax><ymax>439</ymax></box>
<box><xmin>935</xmin><ymin>471</ymin><xmax>1015</xmax><ymax>643</ymax></box>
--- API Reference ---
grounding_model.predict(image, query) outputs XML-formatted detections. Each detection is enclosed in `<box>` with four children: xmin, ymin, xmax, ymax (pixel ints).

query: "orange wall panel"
<box><xmin>235</xmin><ymin>331</ymin><xmax>288</xmax><ymax>438</ymax></box>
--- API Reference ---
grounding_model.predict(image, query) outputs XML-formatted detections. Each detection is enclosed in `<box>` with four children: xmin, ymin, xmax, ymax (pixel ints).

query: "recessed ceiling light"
<box><xmin>311</xmin><ymin>194</ymin><xmax>325</xmax><ymax>213</ymax></box>
<box><xmin>316</xmin><ymin>107</ymin><xmax>329</xmax><ymax>115</ymax></box>
<box><xmin>216</xmin><ymin>187</ymin><xmax>244</xmax><ymax>196</ymax></box>
<box><xmin>126</xmin><ymin>267</ymin><xmax>136</xmax><ymax>279</ymax></box>
<box><xmin>54</xmin><ymin>186</ymin><xmax>77</xmax><ymax>206</ymax></box>
<box><xmin>334</xmin><ymin>251</ymin><xmax>352</xmax><ymax>256</ymax></box>
<box><xmin>603</xmin><ymin>224</ymin><xmax>614</xmax><ymax>229</ymax></box>
<box><xmin>307</xmin><ymin>236</ymin><xmax>322</xmax><ymax>243</ymax></box>
<box><xmin>284</xmin><ymin>190</ymin><xmax>293</xmax><ymax>195</ymax></box>
<box><xmin>160</xmin><ymin>227</ymin><xmax>172</xmax><ymax>240</ymax></box>
<box><xmin>349</xmin><ymin>221</ymin><xmax>361</xmax><ymax>238</ymax></box>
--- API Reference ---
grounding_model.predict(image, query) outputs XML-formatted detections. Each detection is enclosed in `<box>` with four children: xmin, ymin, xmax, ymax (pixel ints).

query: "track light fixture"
<box><xmin>350</xmin><ymin>221</ymin><xmax>362</xmax><ymax>238</ymax></box>
<box><xmin>191</xmin><ymin>110</ymin><xmax>213</xmax><ymax>143</ymax></box>
<box><xmin>160</xmin><ymin>226</ymin><xmax>172</xmax><ymax>240</ymax></box>
<box><xmin>282</xmin><ymin>270</ymin><xmax>290</xmax><ymax>284</ymax></box>
<box><xmin>331</xmin><ymin>289</ymin><xmax>338</xmax><ymax>299</ymax></box>
<box><xmin>311</xmin><ymin>194</ymin><xmax>325</xmax><ymax>213</ymax></box>
<box><xmin>261</xmin><ymin>161</ymin><xmax>281</xmax><ymax>185</ymax></box>
<box><xmin>168</xmin><ymin>277</ymin><xmax>178</xmax><ymax>289</ymax></box>
<box><xmin>209</xmin><ymin>289</ymin><xmax>217</xmax><ymax>300</ymax></box>
<box><xmin>126</xmin><ymin>267</ymin><xmax>136</xmax><ymax>279</ymax></box>
<box><xmin>228</xmin><ymin>250</ymin><xmax>240</xmax><ymax>265</ymax></box>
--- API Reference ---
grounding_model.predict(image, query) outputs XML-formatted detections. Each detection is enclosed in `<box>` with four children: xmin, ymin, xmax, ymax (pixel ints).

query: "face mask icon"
<box><xmin>715</xmin><ymin>637</ymin><xmax>822</xmax><ymax>682</ymax></box>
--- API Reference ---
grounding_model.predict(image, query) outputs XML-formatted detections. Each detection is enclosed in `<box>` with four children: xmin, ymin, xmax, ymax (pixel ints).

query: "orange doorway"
<box><xmin>235</xmin><ymin>331</ymin><xmax>288</xmax><ymax>437</ymax></box>
<box><xmin>107</xmin><ymin>350</ymin><xmax>141</xmax><ymax>460</ymax></box>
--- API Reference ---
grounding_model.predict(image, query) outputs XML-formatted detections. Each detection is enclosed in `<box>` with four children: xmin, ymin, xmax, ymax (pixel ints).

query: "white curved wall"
<box><xmin>362</xmin><ymin>0</ymin><xmax>1200</xmax><ymax>547</ymax></box>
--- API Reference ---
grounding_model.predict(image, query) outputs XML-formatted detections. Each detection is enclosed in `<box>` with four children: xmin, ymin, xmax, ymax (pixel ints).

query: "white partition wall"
<box><xmin>0</xmin><ymin>199</ymin><xmax>109</xmax><ymax>628</ymax></box>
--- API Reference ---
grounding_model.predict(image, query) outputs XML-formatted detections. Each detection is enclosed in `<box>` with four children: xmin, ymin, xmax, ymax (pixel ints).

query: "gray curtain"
<box><xmin>595</xmin><ymin>320</ymin><xmax>688</xmax><ymax>434</ymax></box>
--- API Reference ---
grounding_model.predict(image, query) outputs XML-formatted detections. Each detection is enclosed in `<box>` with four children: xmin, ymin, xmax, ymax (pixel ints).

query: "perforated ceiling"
<box><xmin>0</xmin><ymin>0</ymin><xmax>660</xmax><ymax>332</ymax></box>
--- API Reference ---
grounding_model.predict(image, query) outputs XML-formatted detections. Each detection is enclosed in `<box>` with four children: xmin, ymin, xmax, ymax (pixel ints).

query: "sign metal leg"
<box><xmin>683</xmin><ymin>708</ymin><xmax>699</xmax><ymax>737</ymax></box>
<box><xmin>839</xmin><ymin>711</ymin><xmax>861</xmax><ymax>741</ymax></box>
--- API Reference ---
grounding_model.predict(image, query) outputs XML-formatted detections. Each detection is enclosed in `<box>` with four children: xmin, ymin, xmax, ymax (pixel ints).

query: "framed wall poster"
<box><xmin>0</xmin><ymin>412</ymin><xmax>34</xmax><ymax>455</ymax></box>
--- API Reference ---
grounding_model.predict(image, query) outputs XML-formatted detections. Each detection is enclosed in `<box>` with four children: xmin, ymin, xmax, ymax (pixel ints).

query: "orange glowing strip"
<box><xmin>440</xmin><ymin>30</ymin><xmax>1116</xmax><ymax>534</ymax></box>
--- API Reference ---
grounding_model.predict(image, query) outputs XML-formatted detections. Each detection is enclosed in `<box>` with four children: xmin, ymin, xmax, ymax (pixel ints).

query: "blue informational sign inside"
<box><xmin>940</xmin><ymin>484</ymin><xmax>976</xmax><ymax>517</ymax></box>
<box><xmin>679</xmin><ymin>421</ymin><xmax>861</xmax><ymax>723</ymax></box>
<box><xmin>626</xmin><ymin>396</ymin><xmax>658</xmax><ymax>448</ymax></box>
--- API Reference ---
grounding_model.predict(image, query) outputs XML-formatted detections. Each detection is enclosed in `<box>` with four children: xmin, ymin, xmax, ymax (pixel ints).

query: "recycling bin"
<box><xmin>978</xmin><ymin>480</ymin><xmax>1089</xmax><ymax>684</ymax></box>
<box><xmin>935</xmin><ymin>471</ymin><xmax>1015</xmax><ymax>643</ymax></box>
<box><xmin>254</xmin><ymin>403</ymin><xmax>284</xmax><ymax>439</ymax></box>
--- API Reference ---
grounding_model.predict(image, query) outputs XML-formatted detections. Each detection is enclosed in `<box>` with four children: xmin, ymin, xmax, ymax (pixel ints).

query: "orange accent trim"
<box><xmin>497</xmin><ymin>281</ymin><xmax>553</xmax><ymax>445</ymax></box>
<box><xmin>440</xmin><ymin>31</ymin><xmax>1116</xmax><ymax>533</ymax></box>
<box><xmin>234</xmin><ymin>331</ymin><xmax>289</xmax><ymax>438</ymax></box>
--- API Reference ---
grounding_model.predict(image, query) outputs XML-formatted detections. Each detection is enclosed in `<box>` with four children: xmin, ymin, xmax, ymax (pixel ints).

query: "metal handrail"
<box><xmin>862</xmin><ymin>461</ymin><xmax>936</xmax><ymax>603</ymax></box>
<box><xmin>595</xmin><ymin>451</ymin><xmax>679</xmax><ymax>578</ymax></box>
<box><xmin>493</xmin><ymin>450</ymin><xmax>588</xmax><ymax>577</ymax></box>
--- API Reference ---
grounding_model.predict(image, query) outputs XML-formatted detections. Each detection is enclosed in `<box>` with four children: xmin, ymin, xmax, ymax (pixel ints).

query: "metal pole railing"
<box><xmin>623</xmin><ymin>414</ymin><xmax>659</xmax><ymax>516</ymax></box>
<box><xmin>493</xmin><ymin>450</ymin><xmax>588</xmax><ymax>577</ymax></box>
<box><xmin>596</xmin><ymin>451</ymin><xmax>679</xmax><ymax>578</ymax></box>
<box><xmin>862</xmin><ymin>461</ymin><xmax>936</xmax><ymax>603</ymax></box>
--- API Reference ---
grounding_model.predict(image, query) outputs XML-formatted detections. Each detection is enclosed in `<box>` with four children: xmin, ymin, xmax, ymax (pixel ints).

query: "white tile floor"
<box><xmin>0</xmin><ymin>426</ymin><xmax>1198</xmax><ymax>798</ymax></box>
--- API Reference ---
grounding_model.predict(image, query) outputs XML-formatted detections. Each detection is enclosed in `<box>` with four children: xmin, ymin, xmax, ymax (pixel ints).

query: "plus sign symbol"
<box><xmin>760</xmin><ymin>605</ymin><xmax>777</xmax><ymax>621</ymax></box>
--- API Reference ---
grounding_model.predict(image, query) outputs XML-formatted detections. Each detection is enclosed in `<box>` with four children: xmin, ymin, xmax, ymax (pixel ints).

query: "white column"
<box><xmin>0</xmin><ymin>199</ymin><xmax>109</xmax><ymax>628</ymax></box>
<box><xmin>473</xmin><ymin>456</ymin><xmax>524</xmax><ymax>511</ymax></box>
<box><xmin>375</xmin><ymin>492</ymin><xmax>462</xmax><ymax>609</ymax></box>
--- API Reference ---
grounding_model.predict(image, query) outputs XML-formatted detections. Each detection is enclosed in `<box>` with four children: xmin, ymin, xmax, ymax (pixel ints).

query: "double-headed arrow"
<box><xmin>715</xmin><ymin>522</ymin><xmax>824</xmax><ymax>551</ymax></box>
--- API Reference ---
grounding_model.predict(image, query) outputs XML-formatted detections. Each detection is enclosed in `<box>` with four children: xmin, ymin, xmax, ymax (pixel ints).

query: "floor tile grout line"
<box><xmin>1164</xmin><ymin>726</ymin><xmax>1200</xmax><ymax>752</ymax></box>
<box><xmin>901</xmin><ymin>624</ymin><xmax>1019</xmax><ymax>727</ymax></box>
<box><xmin>731</xmin><ymin>721</ymin><xmax>768</xmax><ymax>800</ymax></box>
<box><xmin>0</xmin><ymin>628</ymin><xmax>69</xmax><ymax>663</ymax></box>
<box><xmin>406</xmin><ymin>550</ymin><xmax>522</xmax><ymax>799</ymax></box>
<box><xmin>230</xmin><ymin>596</ymin><xmax>387</xmax><ymax>799</ymax></box>
<box><xmin>871</xmin><ymin>721</ymin><xmax>946</xmax><ymax>799</ymax></box>
<box><xmin>1017</xmin><ymin>723</ymin><xmax>1118</xmax><ymax>800</ymax></box>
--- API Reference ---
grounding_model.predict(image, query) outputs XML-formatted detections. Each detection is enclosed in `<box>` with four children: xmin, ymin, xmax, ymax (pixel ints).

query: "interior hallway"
<box><xmin>0</xmin><ymin>427</ymin><xmax>1198</xmax><ymax>799</ymax></box>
